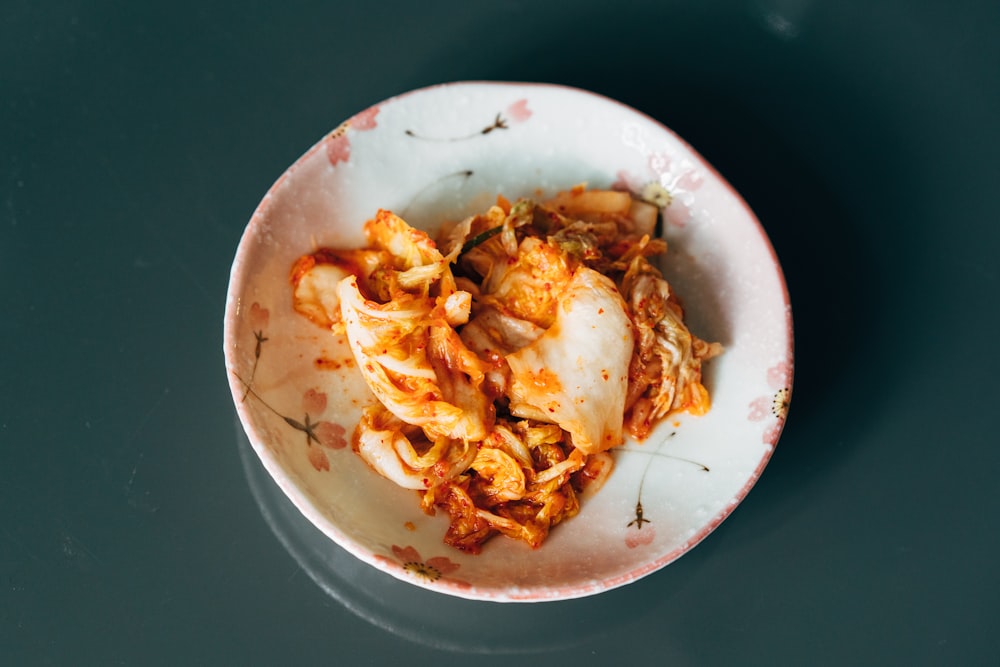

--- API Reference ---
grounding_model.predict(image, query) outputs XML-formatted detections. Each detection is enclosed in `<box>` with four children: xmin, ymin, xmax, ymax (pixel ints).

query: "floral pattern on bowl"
<box><xmin>224</xmin><ymin>81</ymin><xmax>793</xmax><ymax>602</ymax></box>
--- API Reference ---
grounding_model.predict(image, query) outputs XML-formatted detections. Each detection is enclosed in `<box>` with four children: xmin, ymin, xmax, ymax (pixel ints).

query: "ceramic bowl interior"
<box><xmin>224</xmin><ymin>81</ymin><xmax>793</xmax><ymax>602</ymax></box>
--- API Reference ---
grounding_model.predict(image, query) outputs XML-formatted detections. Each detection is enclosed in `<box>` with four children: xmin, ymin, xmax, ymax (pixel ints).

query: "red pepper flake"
<box><xmin>315</xmin><ymin>357</ymin><xmax>344</xmax><ymax>370</ymax></box>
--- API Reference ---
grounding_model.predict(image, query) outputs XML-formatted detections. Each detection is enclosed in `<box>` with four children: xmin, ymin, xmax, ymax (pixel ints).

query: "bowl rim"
<box><xmin>223</xmin><ymin>79</ymin><xmax>794</xmax><ymax>602</ymax></box>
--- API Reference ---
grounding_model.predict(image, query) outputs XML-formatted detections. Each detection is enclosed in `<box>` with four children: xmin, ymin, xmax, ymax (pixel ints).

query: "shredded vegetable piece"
<box><xmin>290</xmin><ymin>186</ymin><xmax>721</xmax><ymax>553</ymax></box>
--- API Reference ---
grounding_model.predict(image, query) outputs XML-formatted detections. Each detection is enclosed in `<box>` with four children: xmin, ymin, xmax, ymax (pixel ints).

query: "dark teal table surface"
<box><xmin>3</xmin><ymin>1</ymin><xmax>998</xmax><ymax>664</ymax></box>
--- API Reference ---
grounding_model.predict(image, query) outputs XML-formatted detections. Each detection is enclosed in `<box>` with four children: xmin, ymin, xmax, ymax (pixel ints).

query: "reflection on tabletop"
<box><xmin>236</xmin><ymin>416</ymin><xmax>675</xmax><ymax>653</ymax></box>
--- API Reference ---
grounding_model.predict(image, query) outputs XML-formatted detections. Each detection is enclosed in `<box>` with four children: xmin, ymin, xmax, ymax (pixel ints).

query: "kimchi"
<box><xmin>291</xmin><ymin>185</ymin><xmax>721</xmax><ymax>553</ymax></box>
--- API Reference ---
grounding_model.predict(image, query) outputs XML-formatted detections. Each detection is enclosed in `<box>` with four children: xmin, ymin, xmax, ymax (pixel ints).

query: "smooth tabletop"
<box><xmin>3</xmin><ymin>1</ymin><xmax>999</xmax><ymax>665</ymax></box>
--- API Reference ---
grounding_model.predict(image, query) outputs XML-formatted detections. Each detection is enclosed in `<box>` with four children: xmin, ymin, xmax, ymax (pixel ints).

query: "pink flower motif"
<box><xmin>505</xmin><ymin>98</ymin><xmax>532</xmax><ymax>123</ymax></box>
<box><xmin>615</xmin><ymin>152</ymin><xmax>704</xmax><ymax>228</ymax></box>
<box><xmin>326</xmin><ymin>127</ymin><xmax>351</xmax><ymax>166</ymax></box>
<box><xmin>611</xmin><ymin>169</ymin><xmax>632</xmax><ymax>192</ymax></box>
<box><xmin>648</xmin><ymin>151</ymin><xmax>672</xmax><ymax>176</ymax></box>
<box><xmin>376</xmin><ymin>545</ymin><xmax>471</xmax><ymax>589</ymax></box>
<box><xmin>747</xmin><ymin>361</ymin><xmax>793</xmax><ymax>443</ymax></box>
<box><xmin>325</xmin><ymin>108</ymin><xmax>380</xmax><ymax>167</ymax></box>
<box><xmin>298</xmin><ymin>388</ymin><xmax>348</xmax><ymax>466</ymax></box>
<box><xmin>306</xmin><ymin>445</ymin><xmax>330</xmax><ymax>472</ymax></box>
<box><xmin>676</xmin><ymin>168</ymin><xmax>704</xmax><ymax>192</ymax></box>
<box><xmin>302</xmin><ymin>388</ymin><xmax>327</xmax><ymax>414</ymax></box>
<box><xmin>351</xmin><ymin>105</ymin><xmax>380</xmax><ymax>130</ymax></box>
<box><xmin>663</xmin><ymin>204</ymin><xmax>692</xmax><ymax>227</ymax></box>
<box><xmin>625</xmin><ymin>524</ymin><xmax>656</xmax><ymax>549</ymax></box>
<box><xmin>313</xmin><ymin>421</ymin><xmax>347</xmax><ymax>450</ymax></box>
<box><xmin>748</xmin><ymin>396</ymin><xmax>771</xmax><ymax>422</ymax></box>
<box><xmin>249</xmin><ymin>302</ymin><xmax>269</xmax><ymax>330</ymax></box>
<box><xmin>650</xmin><ymin>152</ymin><xmax>703</xmax><ymax>228</ymax></box>
<box><xmin>767</xmin><ymin>361</ymin><xmax>793</xmax><ymax>390</ymax></box>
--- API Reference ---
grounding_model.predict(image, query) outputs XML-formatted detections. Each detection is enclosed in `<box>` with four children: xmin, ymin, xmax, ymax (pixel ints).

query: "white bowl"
<box><xmin>224</xmin><ymin>81</ymin><xmax>793</xmax><ymax>602</ymax></box>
